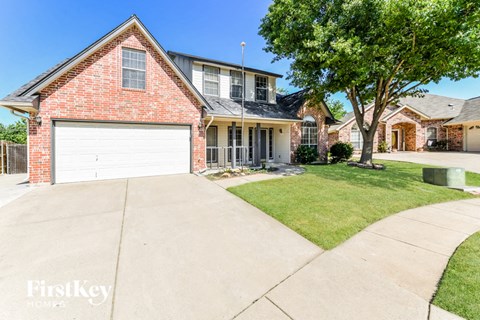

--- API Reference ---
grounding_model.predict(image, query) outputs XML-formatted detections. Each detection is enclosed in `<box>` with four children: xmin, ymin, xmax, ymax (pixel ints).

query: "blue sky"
<box><xmin>1</xmin><ymin>0</ymin><xmax>479</xmax><ymax>125</ymax></box>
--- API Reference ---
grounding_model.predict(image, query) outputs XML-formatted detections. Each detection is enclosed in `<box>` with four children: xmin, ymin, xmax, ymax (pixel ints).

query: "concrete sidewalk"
<box><xmin>239</xmin><ymin>199</ymin><xmax>480</xmax><ymax>320</ymax></box>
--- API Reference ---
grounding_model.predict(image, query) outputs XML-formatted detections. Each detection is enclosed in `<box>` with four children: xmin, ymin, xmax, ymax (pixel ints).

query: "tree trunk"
<box><xmin>359</xmin><ymin>136</ymin><xmax>374</xmax><ymax>165</ymax></box>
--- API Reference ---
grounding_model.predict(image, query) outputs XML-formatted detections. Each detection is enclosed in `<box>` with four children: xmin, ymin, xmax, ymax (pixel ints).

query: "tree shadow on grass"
<box><xmin>303</xmin><ymin>162</ymin><xmax>430</xmax><ymax>191</ymax></box>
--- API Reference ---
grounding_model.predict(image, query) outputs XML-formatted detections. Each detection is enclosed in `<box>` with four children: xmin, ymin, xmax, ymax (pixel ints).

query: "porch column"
<box><xmin>255</xmin><ymin>123</ymin><xmax>261</xmax><ymax>166</ymax></box>
<box><xmin>232</xmin><ymin>122</ymin><xmax>236</xmax><ymax>168</ymax></box>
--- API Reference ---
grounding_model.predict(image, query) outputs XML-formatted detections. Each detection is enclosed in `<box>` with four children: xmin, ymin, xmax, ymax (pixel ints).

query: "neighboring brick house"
<box><xmin>0</xmin><ymin>15</ymin><xmax>334</xmax><ymax>184</ymax></box>
<box><xmin>329</xmin><ymin>94</ymin><xmax>480</xmax><ymax>153</ymax></box>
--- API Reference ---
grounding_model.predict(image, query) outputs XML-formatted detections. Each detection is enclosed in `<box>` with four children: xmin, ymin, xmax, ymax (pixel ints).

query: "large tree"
<box><xmin>260</xmin><ymin>0</ymin><xmax>480</xmax><ymax>164</ymax></box>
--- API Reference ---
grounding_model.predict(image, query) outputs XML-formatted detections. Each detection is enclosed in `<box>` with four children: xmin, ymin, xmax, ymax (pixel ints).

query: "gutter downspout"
<box><xmin>9</xmin><ymin>110</ymin><xmax>30</xmax><ymax>182</ymax></box>
<box><xmin>204</xmin><ymin>116</ymin><xmax>214</xmax><ymax>172</ymax></box>
<box><xmin>446</xmin><ymin>127</ymin><xmax>449</xmax><ymax>151</ymax></box>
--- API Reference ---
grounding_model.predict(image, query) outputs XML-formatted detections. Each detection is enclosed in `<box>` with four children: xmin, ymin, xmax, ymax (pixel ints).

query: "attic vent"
<box><xmin>448</xmin><ymin>103</ymin><xmax>454</xmax><ymax>110</ymax></box>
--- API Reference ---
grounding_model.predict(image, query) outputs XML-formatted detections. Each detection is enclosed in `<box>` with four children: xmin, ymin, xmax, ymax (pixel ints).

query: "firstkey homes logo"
<box><xmin>27</xmin><ymin>280</ymin><xmax>112</xmax><ymax>308</ymax></box>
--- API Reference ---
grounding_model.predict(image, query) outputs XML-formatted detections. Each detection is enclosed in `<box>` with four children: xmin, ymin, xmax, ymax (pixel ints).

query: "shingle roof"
<box><xmin>396</xmin><ymin>94</ymin><xmax>464</xmax><ymax>119</ymax></box>
<box><xmin>445</xmin><ymin>97</ymin><xmax>480</xmax><ymax>125</ymax></box>
<box><xmin>2</xmin><ymin>59</ymin><xmax>70</xmax><ymax>101</ymax></box>
<box><xmin>328</xmin><ymin>111</ymin><xmax>355</xmax><ymax>132</ymax></box>
<box><xmin>205</xmin><ymin>96</ymin><xmax>299</xmax><ymax>120</ymax></box>
<box><xmin>329</xmin><ymin>94</ymin><xmax>469</xmax><ymax>133</ymax></box>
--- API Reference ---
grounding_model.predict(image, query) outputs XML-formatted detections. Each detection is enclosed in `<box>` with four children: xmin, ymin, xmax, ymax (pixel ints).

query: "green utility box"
<box><xmin>422</xmin><ymin>167</ymin><xmax>465</xmax><ymax>187</ymax></box>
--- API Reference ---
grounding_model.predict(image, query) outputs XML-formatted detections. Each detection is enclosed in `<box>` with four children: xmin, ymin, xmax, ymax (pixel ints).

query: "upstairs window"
<box><xmin>122</xmin><ymin>48</ymin><xmax>146</xmax><ymax>90</ymax></box>
<box><xmin>230</xmin><ymin>70</ymin><xmax>243</xmax><ymax>99</ymax></box>
<box><xmin>204</xmin><ymin>65</ymin><xmax>220</xmax><ymax>96</ymax></box>
<box><xmin>255</xmin><ymin>75</ymin><xmax>268</xmax><ymax>102</ymax></box>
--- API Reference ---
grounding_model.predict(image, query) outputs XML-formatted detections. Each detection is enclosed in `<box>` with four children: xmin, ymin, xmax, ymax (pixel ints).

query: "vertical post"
<box><xmin>6</xmin><ymin>143</ymin><xmax>9</xmax><ymax>174</ymax></box>
<box><xmin>1</xmin><ymin>141</ymin><xmax>3</xmax><ymax>175</ymax></box>
<box><xmin>255</xmin><ymin>123</ymin><xmax>261</xmax><ymax>166</ymax></box>
<box><xmin>241</xmin><ymin>41</ymin><xmax>246</xmax><ymax>169</ymax></box>
<box><xmin>232</xmin><ymin>122</ymin><xmax>237</xmax><ymax>168</ymax></box>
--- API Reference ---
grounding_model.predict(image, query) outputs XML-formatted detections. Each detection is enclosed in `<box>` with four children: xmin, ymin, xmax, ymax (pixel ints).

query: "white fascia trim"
<box><xmin>206</xmin><ymin>114</ymin><xmax>301</xmax><ymax>124</ymax></box>
<box><xmin>0</xmin><ymin>101</ymin><xmax>34</xmax><ymax>108</ymax></box>
<box><xmin>22</xmin><ymin>18</ymin><xmax>211</xmax><ymax>110</ymax></box>
<box><xmin>333</xmin><ymin>103</ymin><xmax>375</xmax><ymax>131</ymax></box>
<box><xmin>382</xmin><ymin>105</ymin><xmax>430</xmax><ymax>122</ymax></box>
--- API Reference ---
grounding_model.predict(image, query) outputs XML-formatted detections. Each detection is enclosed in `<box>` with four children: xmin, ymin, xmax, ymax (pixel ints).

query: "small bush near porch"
<box><xmin>229</xmin><ymin>161</ymin><xmax>480</xmax><ymax>249</ymax></box>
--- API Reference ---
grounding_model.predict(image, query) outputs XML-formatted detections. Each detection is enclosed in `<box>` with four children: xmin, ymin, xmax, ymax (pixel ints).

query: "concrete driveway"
<box><xmin>373</xmin><ymin>151</ymin><xmax>480</xmax><ymax>173</ymax></box>
<box><xmin>0</xmin><ymin>174</ymin><xmax>31</xmax><ymax>208</ymax></box>
<box><xmin>0</xmin><ymin>175</ymin><xmax>321</xmax><ymax>320</ymax></box>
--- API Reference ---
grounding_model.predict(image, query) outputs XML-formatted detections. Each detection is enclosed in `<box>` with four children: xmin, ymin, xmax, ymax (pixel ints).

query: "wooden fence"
<box><xmin>1</xmin><ymin>141</ymin><xmax>27</xmax><ymax>174</ymax></box>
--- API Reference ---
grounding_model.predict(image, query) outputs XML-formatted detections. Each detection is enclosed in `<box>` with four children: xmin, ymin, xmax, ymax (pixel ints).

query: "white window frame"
<box><xmin>426</xmin><ymin>127</ymin><xmax>438</xmax><ymax>147</ymax></box>
<box><xmin>351</xmin><ymin>126</ymin><xmax>364</xmax><ymax>150</ymax></box>
<box><xmin>203</xmin><ymin>65</ymin><xmax>220</xmax><ymax>97</ymax></box>
<box><xmin>255</xmin><ymin>75</ymin><xmax>268</xmax><ymax>102</ymax></box>
<box><xmin>230</xmin><ymin>70</ymin><xmax>243</xmax><ymax>99</ymax></box>
<box><xmin>301</xmin><ymin>116</ymin><xmax>318</xmax><ymax>150</ymax></box>
<box><xmin>122</xmin><ymin>48</ymin><xmax>146</xmax><ymax>90</ymax></box>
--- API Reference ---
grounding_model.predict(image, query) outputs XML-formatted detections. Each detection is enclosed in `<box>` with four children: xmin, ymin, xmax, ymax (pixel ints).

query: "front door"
<box><xmin>391</xmin><ymin>130</ymin><xmax>399</xmax><ymax>150</ymax></box>
<box><xmin>260</xmin><ymin>130</ymin><xmax>267</xmax><ymax>160</ymax></box>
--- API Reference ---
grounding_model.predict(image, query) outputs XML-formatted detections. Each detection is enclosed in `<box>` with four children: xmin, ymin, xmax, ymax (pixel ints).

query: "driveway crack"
<box><xmin>109</xmin><ymin>179</ymin><xmax>129</xmax><ymax>320</ymax></box>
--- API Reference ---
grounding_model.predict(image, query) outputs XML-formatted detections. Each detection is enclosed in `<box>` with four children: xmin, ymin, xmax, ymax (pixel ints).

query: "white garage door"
<box><xmin>54</xmin><ymin>122</ymin><xmax>191</xmax><ymax>183</ymax></box>
<box><xmin>466</xmin><ymin>123</ymin><xmax>480</xmax><ymax>152</ymax></box>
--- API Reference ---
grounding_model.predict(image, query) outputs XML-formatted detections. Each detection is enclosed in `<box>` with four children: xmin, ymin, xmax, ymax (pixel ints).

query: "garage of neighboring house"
<box><xmin>53</xmin><ymin>121</ymin><xmax>191</xmax><ymax>184</ymax></box>
<box><xmin>465</xmin><ymin>122</ymin><xmax>480</xmax><ymax>152</ymax></box>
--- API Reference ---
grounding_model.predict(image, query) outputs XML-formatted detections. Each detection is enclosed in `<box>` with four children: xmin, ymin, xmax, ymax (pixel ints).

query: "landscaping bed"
<box><xmin>229</xmin><ymin>160</ymin><xmax>480</xmax><ymax>249</ymax></box>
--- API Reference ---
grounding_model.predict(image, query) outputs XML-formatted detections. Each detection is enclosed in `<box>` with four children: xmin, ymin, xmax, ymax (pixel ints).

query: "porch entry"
<box><xmin>206</xmin><ymin>125</ymin><xmax>274</xmax><ymax>168</ymax></box>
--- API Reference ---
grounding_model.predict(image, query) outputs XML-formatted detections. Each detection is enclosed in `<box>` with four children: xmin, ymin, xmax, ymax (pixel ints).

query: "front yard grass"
<box><xmin>433</xmin><ymin>232</ymin><xmax>480</xmax><ymax>320</ymax></box>
<box><xmin>229</xmin><ymin>160</ymin><xmax>480</xmax><ymax>249</ymax></box>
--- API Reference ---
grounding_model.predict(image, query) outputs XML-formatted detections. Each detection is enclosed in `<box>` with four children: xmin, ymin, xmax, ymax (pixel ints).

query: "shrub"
<box><xmin>295</xmin><ymin>145</ymin><xmax>318</xmax><ymax>164</ymax></box>
<box><xmin>330</xmin><ymin>142</ymin><xmax>354</xmax><ymax>163</ymax></box>
<box><xmin>378</xmin><ymin>141</ymin><xmax>388</xmax><ymax>153</ymax></box>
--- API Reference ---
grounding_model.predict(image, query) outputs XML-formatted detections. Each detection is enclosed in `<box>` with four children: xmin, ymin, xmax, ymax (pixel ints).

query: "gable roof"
<box><xmin>381</xmin><ymin>104</ymin><xmax>431</xmax><ymax>121</ymax></box>
<box><xmin>328</xmin><ymin>104</ymin><xmax>375</xmax><ymax>133</ymax></box>
<box><xmin>328</xmin><ymin>94</ymin><xmax>468</xmax><ymax>133</ymax></box>
<box><xmin>395</xmin><ymin>94</ymin><xmax>464</xmax><ymax>119</ymax></box>
<box><xmin>277</xmin><ymin>90</ymin><xmax>336</xmax><ymax>123</ymax></box>
<box><xmin>168</xmin><ymin>51</ymin><xmax>283</xmax><ymax>78</ymax></box>
<box><xmin>0</xmin><ymin>15</ymin><xmax>212</xmax><ymax>112</ymax></box>
<box><xmin>445</xmin><ymin>97</ymin><xmax>480</xmax><ymax>125</ymax></box>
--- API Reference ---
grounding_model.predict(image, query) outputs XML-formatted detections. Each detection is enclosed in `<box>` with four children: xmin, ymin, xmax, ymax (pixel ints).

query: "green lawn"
<box><xmin>433</xmin><ymin>232</ymin><xmax>480</xmax><ymax>320</ymax></box>
<box><xmin>229</xmin><ymin>161</ymin><xmax>480</xmax><ymax>249</ymax></box>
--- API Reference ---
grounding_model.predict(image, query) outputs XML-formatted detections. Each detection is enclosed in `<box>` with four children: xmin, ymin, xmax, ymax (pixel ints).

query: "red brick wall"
<box><xmin>28</xmin><ymin>25</ymin><xmax>205</xmax><ymax>183</ymax></box>
<box><xmin>447</xmin><ymin>125</ymin><xmax>464</xmax><ymax>151</ymax></box>
<box><xmin>328</xmin><ymin>107</ymin><xmax>380</xmax><ymax>152</ymax></box>
<box><xmin>291</xmin><ymin>104</ymin><xmax>329</xmax><ymax>162</ymax></box>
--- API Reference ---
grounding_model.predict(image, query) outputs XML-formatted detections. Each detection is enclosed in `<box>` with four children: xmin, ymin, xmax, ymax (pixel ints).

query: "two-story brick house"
<box><xmin>0</xmin><ymin>15</ymin><xmax>334</xmax><ymax>184</ymax></box>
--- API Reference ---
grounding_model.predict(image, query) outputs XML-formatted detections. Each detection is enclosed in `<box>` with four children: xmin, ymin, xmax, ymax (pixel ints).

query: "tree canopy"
<box><xmin>326</xmin><ymin>98</ymin><xmax>347</xmax><ymax>120</ymax></box>
<box><xmin>260</xmin><ymin>0</ymin><xmax>480</xmax><ymax>163</ymax></box>
<box><xmin>0</xmin><ymin>120</ymin><xmax>27</xmax><ymax>144</ymax></box>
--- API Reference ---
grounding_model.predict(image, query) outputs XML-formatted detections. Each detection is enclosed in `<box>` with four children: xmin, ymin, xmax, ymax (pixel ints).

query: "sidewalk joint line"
<box><xmin>231</xmin><ymin>250</ymin><xmax>324</xmax><ymax>319</ymax></box>
<box><xmin>109</xmin><ymin>179</ymin><xmax>129</xmax><ymax>320</ymax></box>
<box><xmin>364</xmin><ymin>230</ymin><xmax>450</xmax><ymax>257</ymax></box>
<box><xmin>265</xmin><ymin>296</ymin><xmax>295</xmax><ymax>320</ymax></box>
<box><xmin>395</xmin><ymin>215</ymin><xmax>471</xmax><ymax>236</ymax></box>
